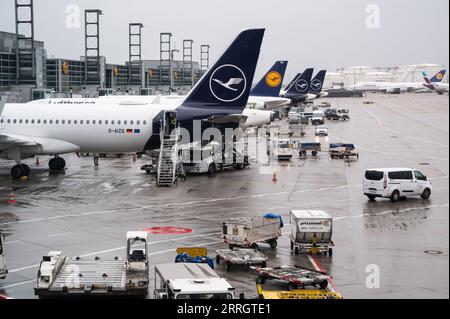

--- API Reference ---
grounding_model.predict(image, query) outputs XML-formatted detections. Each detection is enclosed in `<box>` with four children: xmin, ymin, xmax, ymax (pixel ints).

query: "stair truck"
<box><xmin>153</xmin><ymin>263</ymin><xmax>236</xmax><ymax>299</ymax></box>
<box><xmin>34</xmin><ymin>231</ymin><xmax>149</xmax><ymax>297</ymax></box>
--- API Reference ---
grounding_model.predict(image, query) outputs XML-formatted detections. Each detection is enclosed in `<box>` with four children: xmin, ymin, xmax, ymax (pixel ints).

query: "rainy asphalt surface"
<box><xmin>0</xmin><ymin>93</ymin><xmax>448</xmax><ymax>299</ymax></box>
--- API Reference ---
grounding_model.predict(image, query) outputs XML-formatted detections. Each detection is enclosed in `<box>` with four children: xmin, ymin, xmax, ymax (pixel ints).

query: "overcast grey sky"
<box><xmin>0</xmin><ymin>0</ymin><xmax>448</xmax><ymax>81</ymax></box>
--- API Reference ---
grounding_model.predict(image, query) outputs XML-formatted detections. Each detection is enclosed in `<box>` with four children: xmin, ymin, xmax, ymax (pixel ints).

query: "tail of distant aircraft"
<box><xmin>284</xmin><ymin>73</ymin><xmax>301</xmax><ymax>91</ymax></box>
<box><xmin>430</xmin><ymin>70</ymin><xmax>446</xmax><ymax>83</ymax></box>
<box><xmin>308</xmin><ymin>70</ymin><xmax>327</xmax><ymax>95</ymax></box>
<box><xmin>182</xmin><ymin>28</ymin><xmax>265</xmax><ymax>112</ymax></box>
<box><xmin>422</xmin><ymin>72</ymin><xmax>435</xmax><ymax>90</ymax></box>
<box><xmin>251</xmin><ymin>61</ymin><xmax>288</xmax><ymax>97</ymax></box>
<box><xmin>284</xmin><ymin>68</ymin><xmax>314</xmax><ymax>95</ymax></box>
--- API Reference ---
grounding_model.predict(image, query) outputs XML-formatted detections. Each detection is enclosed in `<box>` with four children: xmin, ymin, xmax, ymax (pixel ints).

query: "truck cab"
<box><xmin>270</xmin><ymin>138</ymin><xmax>293</xmax><ymax>161</ymax></box>
<box><xmin>154</xmin><ymin>263</ymin><xmax>235</xmax><ymax>299</ymax></box>
<box><xmin>0</xmin><ymin>232</ymin><xmax>7</xmax><ymax>279</ymax></box>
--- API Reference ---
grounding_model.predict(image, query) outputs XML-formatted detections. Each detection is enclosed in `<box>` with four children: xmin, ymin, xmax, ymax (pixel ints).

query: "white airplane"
<box><xmin>0</xmin><ymin>29</ymin><xmax>265</xmax><ymax>179</ymax></box>
<box><xmin>350</xmin><ymin>70</ymin><xmax>447</xmax><ymax>94</ymax></box>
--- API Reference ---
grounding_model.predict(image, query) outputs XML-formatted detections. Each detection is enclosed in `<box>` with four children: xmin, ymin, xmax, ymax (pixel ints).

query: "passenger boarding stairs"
<box><xmin>157</xmin><ymin>129</ymin><xmax>180</xmax><ymax>187</ymax></box>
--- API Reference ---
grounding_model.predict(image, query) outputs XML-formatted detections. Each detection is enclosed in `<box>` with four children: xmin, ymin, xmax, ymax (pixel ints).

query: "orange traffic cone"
<box><xmin>8</xmin><ymin>193</ymin><xmax>16</xmax><ymax>204</ymax></box>
<box><xmin>272</xmin><ymin>172</ymin><xmax>278</xmax><ymax>183</ymax></box>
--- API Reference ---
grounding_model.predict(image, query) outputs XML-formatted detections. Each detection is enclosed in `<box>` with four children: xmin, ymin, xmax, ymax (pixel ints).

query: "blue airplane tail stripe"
<box><xmin>308</xmin><ymin>70</ymin><xmax>327</xmax><ymax>94</ymax></box>
<box><xmin>182</xmin><ymin>29</ymin><xmax>265</xmax><ymax>111</ymax></box>
<box><xmin>430</xmin><ymin>70</ymin><xmax>446</xmax><ymax>83</ymax></box>
<box><xmin>285</xmin><ymin>68</ymin><xmax>314</xmax><ymax>96</ymax></box>
<box><xmin>251</xmin><ymin>61</ymin><xmax>288</xmax><ymax>97</ymax></box>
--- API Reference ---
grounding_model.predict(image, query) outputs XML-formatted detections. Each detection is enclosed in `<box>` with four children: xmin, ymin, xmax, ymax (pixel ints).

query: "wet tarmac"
<box><xmin>0</xmin><ymin>93</ymin><xmax>448</xmax><ymax>299</ymax></box>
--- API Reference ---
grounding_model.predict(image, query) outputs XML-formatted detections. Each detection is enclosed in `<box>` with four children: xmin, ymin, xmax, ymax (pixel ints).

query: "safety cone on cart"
<box><xmin>8</xmin><ymin>193</ymin><xmax>16</xmax><ymax>204</ymax></box>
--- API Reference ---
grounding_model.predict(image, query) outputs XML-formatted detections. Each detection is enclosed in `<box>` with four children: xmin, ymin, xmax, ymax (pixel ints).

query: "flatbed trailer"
<box><xmin>329</xmin><ymin>143</ymin><xmax>359</xmax><ymax>159</ymax></box>
<box><xmin>299</xmin><ymin>143</ymin><xmax>321</xmax><ymax>158</ymax></box>
<box><xmin>34</xmin><ymin>232</ymin><xmax>149</xmax><ymax>298</ymax></box>
<box><xmin>216</xmin><ymin>248</ymin><xmax>268</xmax><ymax>271</ymax></box>
<box><xmin>254</xmin><ymin>265</ymin><xmax>331</xmax><ymax>291</ymax></box>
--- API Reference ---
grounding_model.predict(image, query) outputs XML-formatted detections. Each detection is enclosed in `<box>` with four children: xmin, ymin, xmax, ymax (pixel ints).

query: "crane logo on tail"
<box><xmin>209</xmin><ymin>64</ymin><xmax>247</xmax><ymax>102</ymax></box>
<box><xmin>311</xmin><ymin>79</ymin><xmax>323</xmax><ymax>90</ymax></box>
<box><xmin>265</xmin><ymin>71</ymin><xmax>282</xmax><ymax>88</ymax></box>
<box><xmin>295</xmin><ymin>79</ymin><xmax>309</xmax><ymax>93</ymax></box>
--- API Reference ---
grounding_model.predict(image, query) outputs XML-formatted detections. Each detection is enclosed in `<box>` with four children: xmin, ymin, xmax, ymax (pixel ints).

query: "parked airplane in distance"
<box><xmin>422</xmin><ymin>71</ymin><xmax>449</xmax><ymax>94</ymax></box>
<box><xmin>350</xmin><ymin>70</ymin><xmax>447</xmax><ymax>94</ymax></box>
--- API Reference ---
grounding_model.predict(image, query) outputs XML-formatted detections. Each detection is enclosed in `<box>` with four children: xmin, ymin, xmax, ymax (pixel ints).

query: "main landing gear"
<box><xmin>49</xmin><ymin>157</ymin><xmax>66</xmax><ymax>171</ymax></box>
<box><xmin>10</xmin><ymin>157</ymin><xmax>66</xmax><ymax>180</ymax></box>
<box><xmin>11</xmin><ymin>164</ymin><xmax>31</xmax><ymax>180</ymax></box>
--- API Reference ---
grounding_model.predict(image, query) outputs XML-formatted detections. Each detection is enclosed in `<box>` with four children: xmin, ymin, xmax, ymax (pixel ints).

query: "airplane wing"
<box><xmin>0</xmin><ymin>133</ymin><xmax>40</xmax><ymax>150</ymax></box>
<box><xmin>0</xmin><ymin>133</ymin><xmax>80</xmax><ymax>154</ymax></box>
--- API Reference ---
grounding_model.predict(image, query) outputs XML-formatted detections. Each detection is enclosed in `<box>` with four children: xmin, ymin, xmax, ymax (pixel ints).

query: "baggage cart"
<box><xmin>216</xmin><ymin>248</ymin><xmax>268</xmax><ymax>271</ymax></box>
<box><xmin>289</xmin><ymin>210</ymin><xmax>334</xmax><ymax>255</ymax></box>
<box><xmin>329</xmin><ymin>143</ymin><xmax>359</xmax><ymax>159</ymax></box>
<box><xmin>299</xmin><ymin>143</ymin><xmax>321</xmax><ymax>158</ymax></box>
<box><xmin>221</xmin><ymin>214</ymin><xmax>283</xmax><ymax>249</ymax></box>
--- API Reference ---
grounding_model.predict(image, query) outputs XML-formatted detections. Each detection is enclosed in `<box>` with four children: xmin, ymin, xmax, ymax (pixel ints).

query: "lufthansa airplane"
<box><xmin>280</xmin><ymin>68</ymin><xmax>315</xmax><ymax>104</ymax></box>
<box><xmin>0</xmin><ymin>28</ymin><xmax>265</xmax><ymax>179</ymax></box>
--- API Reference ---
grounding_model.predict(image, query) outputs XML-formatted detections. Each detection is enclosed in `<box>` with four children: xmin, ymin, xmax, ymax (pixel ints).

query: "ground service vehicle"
<box><xmin>34</xmin><ymin>231</ymin><xmax>149</xmax><ymax>297</ymax></box>
<box><xmin>153</xmin><ymin>263</ymin><xmax>235</xmax><ymax>299</ymax></box>
<box><xmin>299</xmin><ymin>143</ymin><xmax>321</xmax><ymax>157</ymax></box>
<box><xmin>269</xmin><ymin>138</ymin><xmax>293</xmax><ymax>161</ymax></box>
<box><xmin>315</xmin><ymin>126</ymin><xmax>329</xmax><ymax>136</ymax></box>
<box><xmin>221</xmin><ymin>214</ymin><xmax>283</xmax><ymax>249</ymax></box>
<box><xmin>289</xmin><ymin>210</ymin><xmax>334</xmax><ymax>255</ymax></box>
<box><xmin>363</xmin><ymin>168</ymin><xmax>432</xmax><ymax>202</ymax></box>
<box><xmin>329</xmin><ymin>143</ymin><xmax>359</xmax><ymax>159</ymax></box>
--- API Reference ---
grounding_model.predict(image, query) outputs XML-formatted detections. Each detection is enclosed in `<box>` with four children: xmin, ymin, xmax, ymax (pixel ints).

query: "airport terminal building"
<box><xmin>0</xmin><ymin>31</ymin><xmax>203</xmax><ymax>102</ymax></box>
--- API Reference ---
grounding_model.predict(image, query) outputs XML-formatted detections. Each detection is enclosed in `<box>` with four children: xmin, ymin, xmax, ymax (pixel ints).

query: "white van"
<box><xmin>363</xmin><ymin>168</ymin><xmax>432</xmax><ymax>202</ymax></box>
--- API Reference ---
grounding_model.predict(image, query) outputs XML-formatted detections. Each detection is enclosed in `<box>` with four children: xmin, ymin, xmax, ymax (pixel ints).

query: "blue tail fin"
<box><xmin>430</xmin><ymin>70</ymin><xmax>446</xmax><ymax>83</ymax></box>
<box><xmin>251</xmin><ymin>61</ymin><xmax>288</xmax><ymax>97</ymax></box>
<box><xmin>284</xmin><ymin>73</ymin><xmax>301</xmax><ymax>92</ymax></box>
<box><xmin>309</xmin><ymin>70</ymin><xmax>327</xmax><ymax>94</ymax></box>
<box><xmin>285</xmin><ymin>68</ymin><xmax>314</xmax><ymax>95</ymax></box>
<box><xmin>182</xmin><ymin>29</ymin><xmax>265</xmax><ymax>111</ymax></box>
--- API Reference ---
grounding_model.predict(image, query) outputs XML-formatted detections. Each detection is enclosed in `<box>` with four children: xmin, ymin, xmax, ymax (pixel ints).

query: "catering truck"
<box><xmin>289</xmin><ymin>210</ymin><xmax>334</xmax><ymax>256</ymax></box>
<box><xmin>153</xmin><ymin>263</ymin><xmax>236</xmax><ymax>299</ymax></box>
<box><xmin>0</xmin><ymin>232</ymin><xmax>7</xmax><ymax>279</ymax></box>
<box><xmin>34</xmin><ymin>231</ymin><xmax>149</xmax><ymax>297</ymax></box>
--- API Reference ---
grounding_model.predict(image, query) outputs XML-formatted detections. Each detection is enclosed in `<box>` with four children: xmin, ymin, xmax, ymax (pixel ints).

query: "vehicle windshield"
<box><xmin>317</xmin><ymin>126</ymin><xmax>327</xmax><ymax>130</ymax></box>
<box><xmin>278</xmin><ymin>141</ymin><xmax>290</xmax><ymax>148</ymax></box>
<box><xmin>414</xmin><ymin>170</ymin><xmax>427</xmax><ymax>181</ymax></box>
<box><xmin>176</xmin><ymin>293</ymin><xmax>233</xmax><ymax>299</ymax></box>
<box><xmin>128</xmin><ymin>238</ymin><xmax>146</xmax><ymax>262</ymax></box>
<box><xmin>365</xmin><ymin>170</ymin><xmax>384</xmax><ymax>181</ymax></box>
